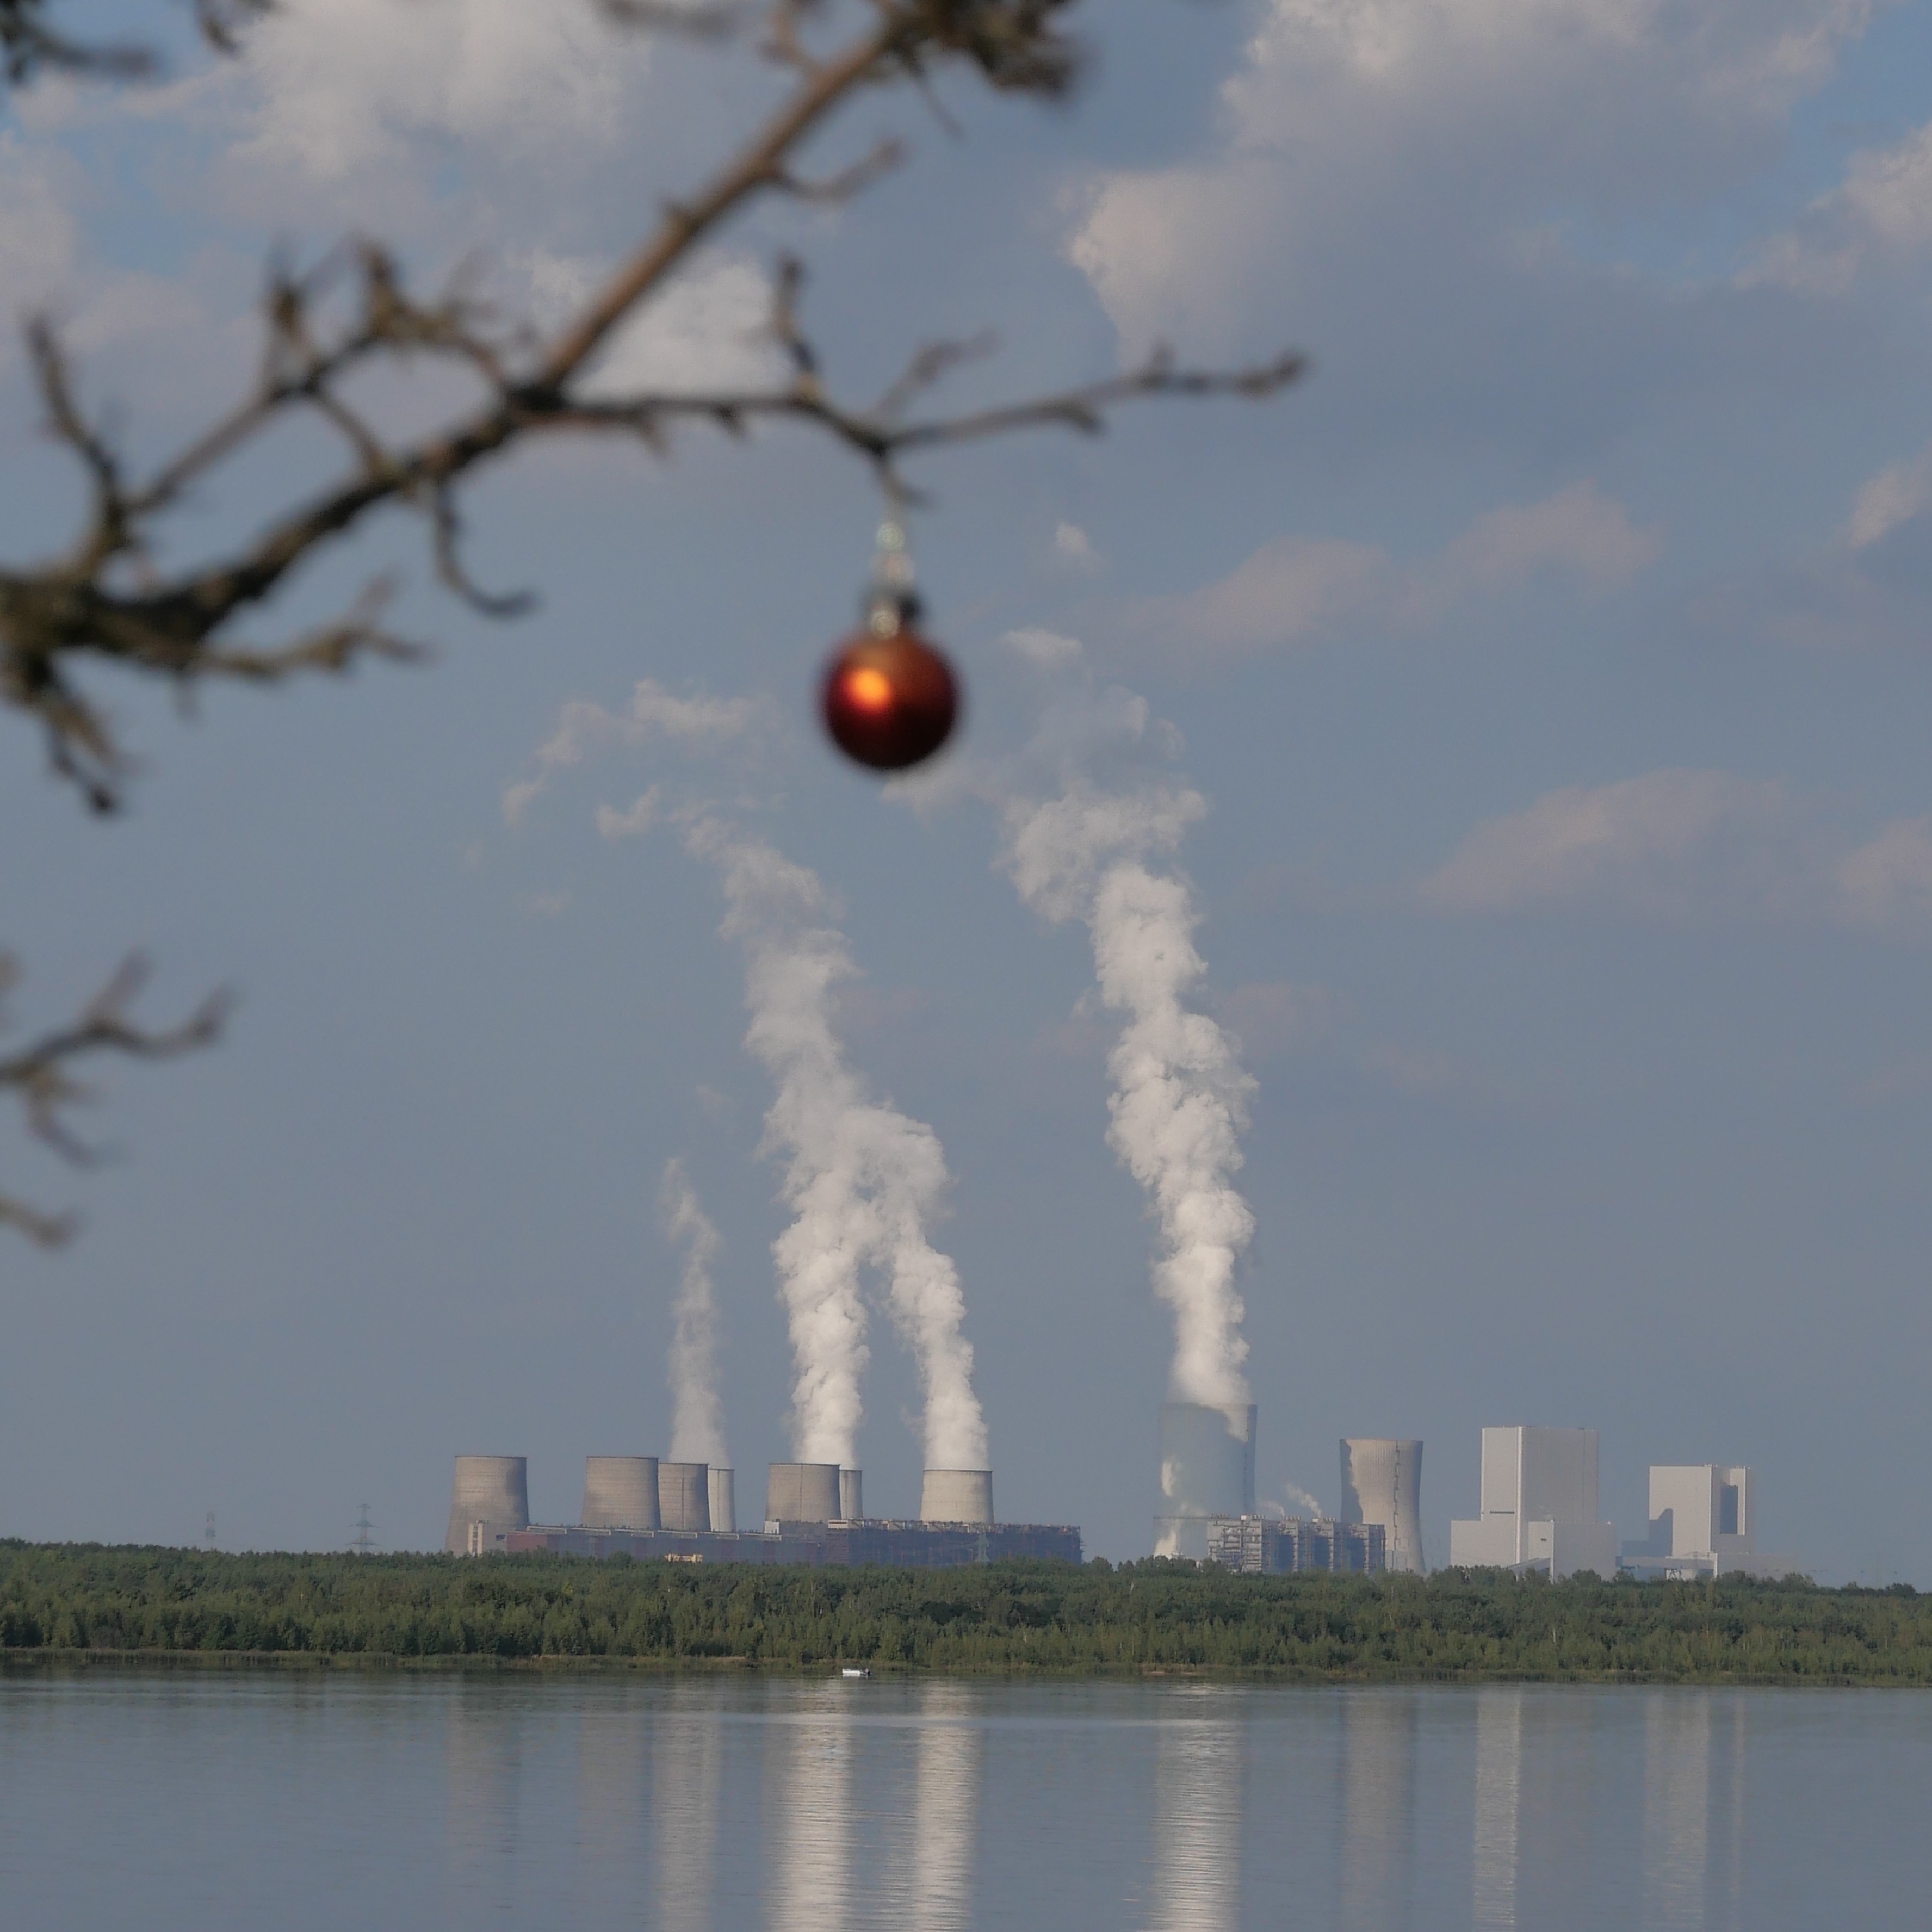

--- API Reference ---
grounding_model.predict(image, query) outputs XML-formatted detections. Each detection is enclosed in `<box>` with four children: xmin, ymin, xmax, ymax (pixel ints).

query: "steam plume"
<box><xmin>998</xmin><ymin>694</ymin><xmax>1255</xmax><ymax>1408</ymax></box>
<box><xmin>660</xmin><ymin>1157</ymin><xmax>728</xmax><ymax>1467</ymax></box>
<box><xmin>686</xmin><ymin>815</ymin><xmax>988</xmax><ymax>1471</ymax></box>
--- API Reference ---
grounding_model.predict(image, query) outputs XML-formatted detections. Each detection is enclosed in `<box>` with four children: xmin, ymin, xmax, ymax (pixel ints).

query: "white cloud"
<box><xmin>1847</xmin><ymin>441</ymin><xmax>1932</xmax><ymax>549</ymax></box>
<box><xmin>595</xmin><ymin>790</ymin><xmax>660</xmax><ymax>840</ymax></box>
<box><xmin>1422</xmin><ymin>768</ymin><xmax>1932</xmax><ymax>931</ymax></box>
<box><xmin>503</xmin><ymin>679</ymin><xmax>764</xmax><ymax>825</ymax></box>
<box><xmin>1053</xmin><ymin>522</ymin><xmax>1104</xmax><ymax>572</ymax></box>
<box><xmin>1068</xmin><ymin>0</ymin><xmax>1873</xmax><ymax>362</ymax></box>
<box><xmin>1134</xmin><ymin>480</ymin><xmax>1658</xmax><ymax>659</ymax></box>
<box><xmin>1744</xmin><ymin>118</ymin><xmax>1932</xmax><ymax>295</ymax></box>
<box><xmin>1001</xmin><ymin>627</ymin><xmax>1085</xmax><ymax>669</ymax></box>
<box><xmin>509</xmin><ymin>249</ymin><xmax>784</xmax><ymax>396</ymax></box>
<box><xmin>229</xmin><ymin>0</ymin><xmax>637</xmax><ymax>187</ymax></box>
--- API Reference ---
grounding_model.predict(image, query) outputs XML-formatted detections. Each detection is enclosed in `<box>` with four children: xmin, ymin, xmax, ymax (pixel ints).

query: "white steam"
<box><xmin>660</xmin><ymin>1157</ymin><xmax>728</xmax><ymax>1467</ymax></box>
<box><xmin>686</xmin><ymin>815</ymin><xmax>988</xmax><ymax>1472</ymax></box>
<box><xmin>998</xmin><ymin>693</ymin><xmax>1255</xmax><ymax>1408</ymax></box>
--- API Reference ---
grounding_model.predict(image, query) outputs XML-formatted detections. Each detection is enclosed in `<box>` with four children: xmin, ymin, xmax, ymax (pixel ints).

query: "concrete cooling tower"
<box><xmin>920</xmin><ymin>1470</ymin><xmax>994</xmax><ymax>1525</ymax></box>
<box><xmin>1341</xmin><ymin>1438</ymin><xmax>1425</xmax><ymax>1574</ymax></box>
<box><xmin>657</xmin><ymin>1462</ymin><xmax>711</xmax><ymax>1532</ymax></box>
<box><xmin>1155</xmin><ymin>1403</ymin><xmax>1256</xmax><ymax>1559</ymax></box>
<box><xmin>839</xmin><ymin>1467</ymin><xmax>864</xmax><ymax>1523</ymax></box>
<box><xmin>707</xmin><ymin>1467</ymin><xmax>736</xmax><ymax>1535</ymax></box>
<box><xmin>765</xmin><ymin>1462</ymin><xmax>840</xmax><ymax>1525</ymax></box>
<box><xmin>444</xmin><ymin>1454</ymin><xmax>529</xmax><ymax>1555</ymax></box>
<box><xmin>582</xmin><ymin>1456</ymin><xmax>660</xmax><ymax>1532</ymax></box>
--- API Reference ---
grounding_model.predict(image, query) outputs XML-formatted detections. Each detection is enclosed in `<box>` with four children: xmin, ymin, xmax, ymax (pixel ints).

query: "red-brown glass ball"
<box><xmin>820</xmin><ymin>628</ymin><xmax>960</xmax><ymax>772</ymax></box>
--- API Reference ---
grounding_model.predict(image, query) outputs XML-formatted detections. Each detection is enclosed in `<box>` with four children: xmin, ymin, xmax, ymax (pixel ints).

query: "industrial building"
<box><xmin>1207</xmin><ymin>1513</ymin><xmax>1386</xmax><ymax>1575</ymax></box>
<box><xmin>1448</xmin><ymin>1426</ymin><xmax>1618</xmax><ymax>1579</ymax></box>
<box><xmin>1620</xmin><ymin>1464</ymin><xmax>1794</xmax><ymax>1580</ymax></box>
<box><xmin>447</xmin><ymin>1455</ymin><xmax>1079</xmax><ymax>1568</ymax></box>
<box><xmin>1340</xmin><ymin>1438</ymin><xmax>1426</xmax><ymax>1574</ymax></box>
<box><xmin>1154</xmin><ymin>1402</ymin><xmax>1257</xmax><ymax>1559</ymax></box>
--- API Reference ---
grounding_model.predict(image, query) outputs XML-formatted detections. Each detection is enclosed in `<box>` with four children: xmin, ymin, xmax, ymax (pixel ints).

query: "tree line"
<box><xmin>2</xmin><ymin>1544</ymin><xmax>1928</xmax><ymax>1682</ymax></box>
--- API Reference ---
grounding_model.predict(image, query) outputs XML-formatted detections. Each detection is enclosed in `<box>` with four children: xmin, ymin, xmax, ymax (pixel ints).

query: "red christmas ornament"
<box><xmin>821</xmin><ymin>622</ymin><xmax>959</xmax><ymax>771</ymax></box>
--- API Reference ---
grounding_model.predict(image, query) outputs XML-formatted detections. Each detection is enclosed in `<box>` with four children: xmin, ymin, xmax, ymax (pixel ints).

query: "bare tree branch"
<box><xmin>0</xmin><ymin>0</ymin><xmax>270</xmax><ymax>85</ymax></box>
<box><xmin>0</xmin><ymin>954</ymin><xmax>230</xmax><ymax>1246</ymax></box>
<box><xmin>1</xmin><ymin>3</ymin><xmax>1301</xmax><ymax>814</ymax></box>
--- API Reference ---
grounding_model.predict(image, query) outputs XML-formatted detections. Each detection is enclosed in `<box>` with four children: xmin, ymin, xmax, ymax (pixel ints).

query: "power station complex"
<box><xmin>444</xmin><ymin>1454</ymin><xmax>1080</xmax><ymax>1568</ymax></box>
<box><xmin>445</xmin><ymin>1417</ymin><xmax>1791</xmax><ymax>1577</ymax></box>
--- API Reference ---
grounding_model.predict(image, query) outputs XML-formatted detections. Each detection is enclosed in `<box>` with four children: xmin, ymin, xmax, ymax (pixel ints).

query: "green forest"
<box><xmin>2</xmin><ymin>1543</ymin><xmax>1927</xmax><ymax>1683</ymax></box>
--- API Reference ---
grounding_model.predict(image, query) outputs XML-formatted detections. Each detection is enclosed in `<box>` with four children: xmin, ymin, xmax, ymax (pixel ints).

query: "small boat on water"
<box><xmin>840</xmin><ymin>1667</ymin><xmax>871</xmax><ymax>1679</ymax></box>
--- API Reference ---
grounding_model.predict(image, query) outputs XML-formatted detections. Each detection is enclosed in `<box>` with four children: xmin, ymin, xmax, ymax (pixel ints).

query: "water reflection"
<box><xmin>1147</xmin><ymin>1693</ymin><xmax>1244</xmax><ymax>1932</ymax></box>
<box><xmin>1472</xmin><ymin>1688</ymin><xmax>1523</xmax><ymax>1930</ymax></box>
<box><xmin>903</xmin><ymin>1681</ymin><xmax>981</xmax><ymax>1932</ymax></box>
<box><xmin>1644</xmin><ymin>1693</ymin><xmax>1711</xmax><ymax>1928</ymax></box>
<box><xmin>653</xmin><ymin>1681</ymin><xmax>725</xmax><ymax>1932</ymax></box>
<box><xmin>1341</xmin><ymin>1693</ymin><xmax>1416</xmax><ymax>1931</ymax></box>
<box><xmin>765</xmin><ymin>1688</ymin><xmax>854</xmax><ymax>1932</ymax></box>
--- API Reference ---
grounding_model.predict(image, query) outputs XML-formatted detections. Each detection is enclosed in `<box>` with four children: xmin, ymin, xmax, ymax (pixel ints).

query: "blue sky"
<box><xmin>5</xmin><ymin>0</ymin><xmax>1932</xmax><ymax>1577</ymax></box>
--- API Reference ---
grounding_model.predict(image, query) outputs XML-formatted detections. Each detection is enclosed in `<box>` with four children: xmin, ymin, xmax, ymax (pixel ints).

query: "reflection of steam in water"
<box><xmin>1148</xmin><ymin>1696</ymin><xmax>1243</xmax><ymax>1932</ymax></box>
<box><xmin>766</xmin><ymin>1691</ymin><xmax>854</xmax><ymax>1932</ymax></box>
<box><xmin>900</xmin><ymin>1681</ymin><xmax>981</xmax><ymax>1932</ymax></box>
<box><xmin>654</xmin><ymin>1682</ymin><xmax>725</xmax><ymax>1932</ymax></box>
<box><xmin>1340</xmin><ymin>1693</ymin><xmax>1416</xmax><ymax>1931</ymax></box>
<box><xmin>1472</xmin><ymin>1688</ymin><xmax>1522</xmax><ymax>1930</ymax></box>
<box><xmin>1643</xmin><ymin>1693</ymin><xmax>1712</xmax><ymax>1930</ymax></box>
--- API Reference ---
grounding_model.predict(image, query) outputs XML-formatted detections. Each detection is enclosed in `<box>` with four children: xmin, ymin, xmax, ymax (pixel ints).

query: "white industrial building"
<box><xmin>1620</xmin><ymin>1465</ymin><xmax>1796</xmax><ymax>1580</ymax></box>
<box><xmin>1449</xmin><ymin>1426</ymin><xmax>1617</xmax><ymax>1580</ymax></box>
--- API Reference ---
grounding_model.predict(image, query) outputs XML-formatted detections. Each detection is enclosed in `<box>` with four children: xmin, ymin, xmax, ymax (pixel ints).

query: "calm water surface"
<box><xmin>1</xmin><ymin>1672</ymin><xmax>1927</xmax><ymax>1929</ymax></box>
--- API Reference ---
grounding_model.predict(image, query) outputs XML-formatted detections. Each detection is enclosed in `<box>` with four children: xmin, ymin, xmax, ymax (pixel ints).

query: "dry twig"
<box><xmin>0</xmin><ymin>955</ymin><xmax>230</xmax><ymax>1245</ymax></box>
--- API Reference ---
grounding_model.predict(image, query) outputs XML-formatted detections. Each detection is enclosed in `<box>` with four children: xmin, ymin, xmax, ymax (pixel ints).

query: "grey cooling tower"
<box><xmin>920</xmin><ymin>1469</ymin><xmax>994</xmax><ymax>1525</ymax></box>
<box><xmin>765</xmin><ymin>1462</ymin><xmax>840</xmax><ymax>1525</ymax></box>
<box><xmin>657</xmin><ymin>1461</ymin><xmax>711</xmax><ymax>1532</ymax></box>
<box><xmin>444</xmin><ymin>1454</ymin><xmax>529</xmax><ymax>1555</ymax></box>
<box><xmin>1341</xmin><ymin>1438</ymin><xmax>1425</xmax><ymax>1574</ymax></box>
<box><xmin>1154</xmin><ymin>1403</ymin><xmax>1256</xmax><ymax>1559</ymax></box>
<box><xmin>838</xmin><ymin>1467</ymin><xmax>864</xmax><ymax>1522</ymax></box>
<box><xmin>707</xmin><ymin>1467</ymin><xmax>736</xmax><ymax>1534</ymax></box>
<box><xmin>583</xmin><ymin>1456</ymin><xmax>660</xmax><ymax>1532</ymax></box>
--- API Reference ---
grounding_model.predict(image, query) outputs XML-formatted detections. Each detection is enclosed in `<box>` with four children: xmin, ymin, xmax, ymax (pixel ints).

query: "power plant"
<box><xmin>448</xmin><ymin>1454</ymin><xmax>1078</xmax><ymax>1569</ymax></box>
<box><xmin>1340</xmin><ymin>1438</ymin><xmax>1426</xmax><ymax>1574</ymax></box>
<box><xmin>1154</xmin><ymin>1402</ymin><xmax>1256</xmax><ymax>1559</ymax></box>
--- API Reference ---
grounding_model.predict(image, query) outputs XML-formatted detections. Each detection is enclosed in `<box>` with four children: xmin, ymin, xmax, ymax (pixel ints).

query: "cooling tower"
<box><xmin>444</xmin><ymin>1454</ymin><xmax>529</xmax><ymax>1555</ymax></box>
<box><xmin>708</xmin><ymin>1466</ymin><xmax>736</xmax><ymax>1534</ymax></box>
<box><xmin>582</xmin><ymin>1456</ymin><xmax>660</xmax><ymax>1532</ymax></box>
<box><xmin>1340</xmin><ymin>1438</ymin><xmax>1425</xmax><ymax>1574</ymax></box>
<box><xmin>920</xmin><ymin>1470</ymin><xmax>994</xmax><ymax>1525</ymax></box>
<box><xmin>657</xmin><ymin>1462</ymin><xmax>711</xmax><ymax>1532</ymax></box>
<box><xmin>1154</xmin><ymin>1403</ymin><xmax>1256</xmax><ymax>1559</ymax></box>
<box><xmin>839</xmin><ymin>1467</ymin><xmax>864</xmax><ymax>1523</ymax></box>
<box><xmin>765</xmin><ymin>1462</ymin><xmax>840</xmax><ymax>1525</ymax></box>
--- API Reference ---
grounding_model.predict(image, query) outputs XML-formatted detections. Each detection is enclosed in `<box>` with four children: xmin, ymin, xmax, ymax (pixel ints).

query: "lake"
<box><xmin>1</xmin><ymin>1671</ymin><xmax>1926</xmax><ymax>1928</ymax></box>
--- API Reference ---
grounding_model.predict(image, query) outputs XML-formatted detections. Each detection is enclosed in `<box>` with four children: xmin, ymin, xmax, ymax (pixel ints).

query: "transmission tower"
<box><xmin>351</xmin><ymin>1503</ymin><xmax>376</xmax><ymax>1556</ymax></box>
<box><xmin>204</xmin><ymin>1511</ymin><xmax>216</xmax><ymax>1551</ymax></box>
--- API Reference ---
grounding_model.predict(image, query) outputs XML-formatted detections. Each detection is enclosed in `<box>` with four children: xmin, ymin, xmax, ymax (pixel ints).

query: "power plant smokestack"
<box><xmin>444</xmin><ymin>1454</ymin><xmax>529</xmax><ymax>1555</ymax></box>
<box><xmin>839</xmin><ymin>1467</ymin><xmax>864</xmax><ymax>1523</ymax></box>
<box><xmin>1155</xmin><ymin>1403</ymin><xmax>1256</xmax><ymax>1559</ymax></box>
<box><xmin>708</xmin><ymin>1466</ymin><xmax>736</xmax><ymax>1534</ymax></box>
<box><xmin>1341</xmin><ymin>1438</ymin><xmax>1425</xmax><ymax>1574</ymax></box>
<box><xmin>766</xmin><ymin>1461</ymin><xmax>840</xmax><ymax>1525</ymax></box>
<box><xmin>583</xmin><ymin>1456</ymin><xmax>660</xmax><ymax>1531</ymax></box>
<box><xmin>920</xmin><ymin>1470</ymin><xmax>994</xmax><ymax>1525</ymax></box>
<box><xmin>658</xmin><ymin>1462</ymin><xmax>711</xmax><ymax>1532</ymax></box>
